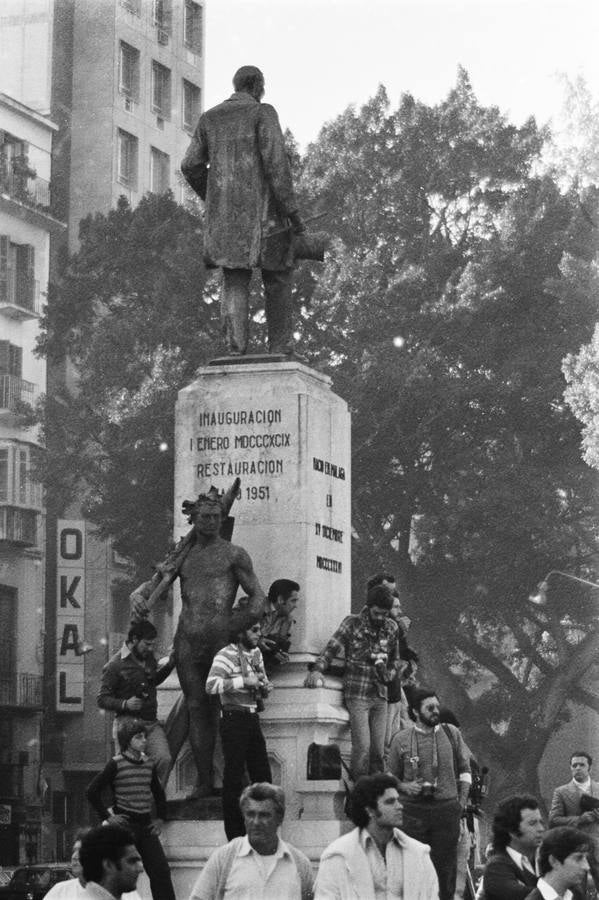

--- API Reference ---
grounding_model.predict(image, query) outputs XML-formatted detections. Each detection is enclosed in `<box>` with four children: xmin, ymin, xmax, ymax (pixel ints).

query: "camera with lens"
<box><xmin>420</xmin><ymin>781</ymin><xmax>437</xmax><ymax>799</ymax></box>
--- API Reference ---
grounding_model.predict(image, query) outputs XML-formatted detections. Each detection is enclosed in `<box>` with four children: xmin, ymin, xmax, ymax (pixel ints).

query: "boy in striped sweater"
<box><xmin>206</xmin><ymin>611</ymin><xmax>273</xmax><ymax>839</ymax></box>
<box><xmin>86</xmin><ymin>718</ymin><xmax>176</xmax><ymax>900</ymax></box>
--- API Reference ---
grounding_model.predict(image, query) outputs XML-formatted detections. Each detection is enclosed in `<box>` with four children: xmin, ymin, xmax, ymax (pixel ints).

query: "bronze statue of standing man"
<box><xmin>181</xmin><ymin>65</ymin><xmax>306</xmax><ymax>356</ymax></box>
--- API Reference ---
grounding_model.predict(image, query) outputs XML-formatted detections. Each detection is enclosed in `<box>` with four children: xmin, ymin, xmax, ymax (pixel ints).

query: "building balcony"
<box><xmin>0</xmin><ymin>505</ymin><xmax>38</xmax><ymax>547</ymax></box>
<box><xmin>0</xmin><ymin>672</ymin><xmax>43</xmax><ymax>711</ymax></box>
<box><xmin>0</xmin><ymin>373</ymin><xmax>36</xmax><ymax>410</ymax></box>
<box><xmin>0</xmin><ymin>269</ymin><xmax>40</xmax><ymax>320</ymax></box>
<box><xmin>0</xmin><ymin>170</ymin><xmax>51</xmax><ymax>211</ymax></box>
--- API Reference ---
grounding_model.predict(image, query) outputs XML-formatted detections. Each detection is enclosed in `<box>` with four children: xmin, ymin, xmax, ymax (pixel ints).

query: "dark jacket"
<box><xmin>481</xmin><ymin>851</ymin><xmax>538</xmax><ymax>900</ymax></box>
<box><xmin>181</xmin><ymin>91</ymin><xmax>298</xmax><ymax>270</ymax></box>
<box><xmin>549</xmin><ymin>779</ymin><xmax>599</xmax><ymax>831</ymax></box>
<box><xmin>97</xmin><ymin>645</ymin><xmax>174</xmax><ymax>721</ymax></box>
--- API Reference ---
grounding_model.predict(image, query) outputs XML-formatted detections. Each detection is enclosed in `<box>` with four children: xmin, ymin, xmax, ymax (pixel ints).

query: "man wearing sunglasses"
<box><xmin>206</xmin><ymin>612</ymin><xmax>273</xmax><ymax>839</ymax></box>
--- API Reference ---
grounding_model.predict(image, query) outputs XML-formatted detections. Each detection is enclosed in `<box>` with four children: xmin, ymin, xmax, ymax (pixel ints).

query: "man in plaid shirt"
<box><xmin>305</xmin><ymin>584</ymin><xmax>399</xmax><ymax>778</ymax></box>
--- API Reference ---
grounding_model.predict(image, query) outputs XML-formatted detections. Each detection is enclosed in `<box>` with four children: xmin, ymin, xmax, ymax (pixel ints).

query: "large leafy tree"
<box><xmin>39</xmin><ymin>73</ymin><xmax>599</xmax><ymax>806</ymax></box>
<box><xmin>564</xmin><ymin>318</ymin><xmax>599</xmax><ymax>470</ymax></box>
<box><xmin>295</xmin><ymin>70</ymin><xmax>599</xmax><ymax>802</ymax></box>
<box><xmin>39</xmin><ymin>192</ymin><xmax>220</xmax><ymax>577</ymax></box>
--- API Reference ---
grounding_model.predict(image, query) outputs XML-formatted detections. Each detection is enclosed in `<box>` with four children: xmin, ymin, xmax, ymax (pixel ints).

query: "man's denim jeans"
<box><xmin>345</xmin><ymin>695</ymin><xmax>388</xmax><ymax>777</ymax></box>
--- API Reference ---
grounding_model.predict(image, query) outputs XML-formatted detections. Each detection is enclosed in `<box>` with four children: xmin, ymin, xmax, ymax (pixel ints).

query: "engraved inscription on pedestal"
<box><xmin>174</xmin><ymin>359</ymin><xmax>351</xmax><ymax>654</ymax></box>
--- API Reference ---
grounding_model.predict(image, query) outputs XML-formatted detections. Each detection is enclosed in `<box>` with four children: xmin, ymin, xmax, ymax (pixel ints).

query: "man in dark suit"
<box><xmin>549</xmin><ymin>751</ymin><xmax>599</xmax><ymax>892</ymax></box>
<box><xmin>524</xmin><ymin>827</ymin><xmax>590</xmax><ymax>900</ymax></box>
<box><xmin>481</xmin><ymin>795</ymin><xmax>545</xmax><ymax>899</ymax></box>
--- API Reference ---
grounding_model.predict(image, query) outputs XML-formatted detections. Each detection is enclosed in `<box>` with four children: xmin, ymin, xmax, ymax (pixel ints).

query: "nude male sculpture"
<box><xmin>131</xmin><ymin>481</ymin><xmax>265</xmax><ymax>796</ymax></box>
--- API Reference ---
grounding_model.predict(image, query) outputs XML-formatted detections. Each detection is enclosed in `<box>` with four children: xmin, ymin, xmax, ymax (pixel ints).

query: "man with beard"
<box><xmin>43</xmin><ymin>831</ymin><xmax>142</xmax><ymax>900</ymax></box>
<box><xmin>77</xmin><ymin>825</ymin><xmax>144</xmax><ymax>900</ymax></box>
<box><xmin>97</xmin><ymin>620</ymin><xmax>174</xmax><ymax>788</ymax></box>
<box><xmin>388</xmin><ymin>687</ymin><xmax>472</xmax><ymax>900</ymax></box>
<box><xmin>305</xmin><ymin>584</ymin><xmax>400</xmax><ymax>779</ymax></box>
<box><xmin>314</xmin><ymin>773</ymin><xmax>439</xmax><ymax>898</ymax></box>
<box><xmin>206</xmin><ymin>612</ymin><xmax>273</xmax><ymax>839</ymax></box>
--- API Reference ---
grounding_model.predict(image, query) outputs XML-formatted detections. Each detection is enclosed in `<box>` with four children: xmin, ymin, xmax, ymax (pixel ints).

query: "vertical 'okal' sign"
<box><xmin>56</xmin><ymin>520</ymin><xmax>85</xmax><ymax>712</ymax></box>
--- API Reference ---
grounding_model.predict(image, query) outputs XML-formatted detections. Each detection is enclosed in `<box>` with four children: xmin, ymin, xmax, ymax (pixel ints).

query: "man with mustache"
<box><xmin>388</xmin><ymin>687</ymin><xmax>472</xmax><ymax>900</ymax></box>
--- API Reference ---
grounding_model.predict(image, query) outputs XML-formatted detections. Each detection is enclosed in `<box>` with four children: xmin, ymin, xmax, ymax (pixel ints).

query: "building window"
<box><xmin>0</xmin><ymin>443</ymin><xmax>41</xmax><ymax>509</ymax></box>
<box><xmin>0</xmin><ymin>341</ymin><xmax>35</xmax><ymax>410</ymax></box>
<box><xmin>182</xmin><ymin>80</ymin><xmax>201</xmax><ymax>131</ymax></box>
<box><xmin>0</xmin><ymin>586</ymin><xmax>16</xmax><ymax>692</ymax></box>
<box><xmin>151</xmin><ymin>61</ymin><xmax>171</xmax><ymax>119</ymax></box>
<box><xmin>183</xmin><ymin>1</ymin><xmax>202</xmax><ymax>53</ymax></box>
<box><xmin>117</xmin><ymin>129</ymin><xmax>138</xmax><ymax>188</ymax></box>
<box><xmin>0</xmin><ymin>449</ymin><xmax>7</xmax><ymax>503</ymax></box>
<box><xmin>153</xmin><ymin>0</ymin><xmax>172</xmax><ymax>41</ymax></box>
<box><xmin>150</xmin><ymin>147</ymin><xmax>170</xmax><ymax>193</ymax></box>
<box><xmin>119</xmin><ymin>42</ymin><xmax>140</xmax><ymax>100</ymax></box>
<box><xmin>0</xmin><ymin>237</ymin><xmax>36</xmax><ymax>313</ymax></box>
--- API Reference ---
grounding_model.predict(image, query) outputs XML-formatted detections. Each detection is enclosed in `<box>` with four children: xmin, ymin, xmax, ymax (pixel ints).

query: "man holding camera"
<box><xmin>305</xmin><ymin>584</ymin><xmax>399</xmax><ymax>779</ymax></box>
<box><xmin>388</xmin><ymin>687</ymin><xmax>472</xmax><ymax>900</ymax></box>
<box><xmin>206</xmin><ymin>612</ymin><xmax>273</xmax><ymax>840</ymax></box>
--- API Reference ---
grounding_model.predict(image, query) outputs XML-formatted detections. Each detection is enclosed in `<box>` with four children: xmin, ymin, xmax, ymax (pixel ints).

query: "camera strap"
<box><xmin>409</xmin><ymin>727</ymin><xmax>439</xmax><ymax>782</ymax></box>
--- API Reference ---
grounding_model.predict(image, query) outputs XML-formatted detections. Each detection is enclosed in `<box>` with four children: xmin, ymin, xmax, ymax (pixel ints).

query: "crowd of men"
<box><xmin>44</xmin><ymin>765</ymin><xmax>597</xmax><ymax>900</ymax></box>
<box><xmin>74</xmin><ymin>542</ymin><xmax>597</xmax><ymax>900</ymax></box>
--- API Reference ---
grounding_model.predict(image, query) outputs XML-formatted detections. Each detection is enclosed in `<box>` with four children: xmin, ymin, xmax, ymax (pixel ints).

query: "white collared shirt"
<box><xmin>535</xmin><ymin>876</ymin><xmax>572</xmax><ymax>900</ymax></box>
<box><xmin>360</xmin><ymin>829</ymin><xmax>404</xmax><ymax>900</ymax></box>
<box><xmin>215</xmin><ymin>836</ymin><xmax>301</xmax><ymax>900</ymax></box>
<box><xmin>572</xmin><ymin>777</ymin><xmax>592</xmax><ymax>793</ymax></box>
<box><xmin>506</xmin><ymin>845</ymin><xmax>538</xmax><ymax>876</ymax></box>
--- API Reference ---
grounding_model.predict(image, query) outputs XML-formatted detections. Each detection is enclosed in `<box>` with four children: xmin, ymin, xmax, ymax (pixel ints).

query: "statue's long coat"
<box><xmin>181</xmin><ymin>92</ymin><xmax>298</xmax><ymax>271</ymax></box>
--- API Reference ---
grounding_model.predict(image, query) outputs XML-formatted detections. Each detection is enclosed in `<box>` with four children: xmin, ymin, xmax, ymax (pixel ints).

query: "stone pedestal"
<box><xmin>173</xmin><ymin>357</ymin><xmax>351</xmax><ymax>650</ymax></box>
<box><xmin>158</xmin><ymin>358</ymin><xmax>353</xmax><ymax>890</ymax></box>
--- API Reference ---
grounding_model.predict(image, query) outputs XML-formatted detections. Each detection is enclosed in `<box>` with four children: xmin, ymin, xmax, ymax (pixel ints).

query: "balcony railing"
<box><xmin>0</xmin><ymin>171</ymin><xmax>51</xmax><ymax>210</ymax></box>
<box><xmin>0</xmin><ymin>269</ymin><xmax>40</xmax><ymax>319</ymax></box>
<box><xmin>0</xmin><ymin>672</ymin><xmax>43</xmax><ymax>709</ymax></box>
<box><xmin>0</xmin><ymin>505</ymin><xmax>38</xmax><ymax>546</ymax></box>
<box><xmin>0</xmin><ymin>373</ymin><xmax>35</xmax><ymax>410</ymax></box>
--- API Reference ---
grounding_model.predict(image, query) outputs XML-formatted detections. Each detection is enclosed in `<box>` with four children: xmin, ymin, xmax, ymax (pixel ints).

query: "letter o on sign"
<box><xmin>60</xmin><ymin>528</ymin><xmax>83</xmax><ymax>561</ymax></box>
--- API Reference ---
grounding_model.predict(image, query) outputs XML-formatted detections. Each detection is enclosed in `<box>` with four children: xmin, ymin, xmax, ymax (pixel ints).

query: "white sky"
<box><xmin>205</xmin><ymin>0</ymin><xmax>599</xmax><ymax>149</ymax></box>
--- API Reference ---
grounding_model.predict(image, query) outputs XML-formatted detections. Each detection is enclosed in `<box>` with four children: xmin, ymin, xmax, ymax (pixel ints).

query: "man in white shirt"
<box><xmin>315</xmin><ymin>773</ymin><xmax>439</xmax><ymax>899</ymax></box>
<box><xmin>78</xmin><ymin>824</ymin><xmax>144</xmax><ymax>900</ymax></box>
<box><xmin>523</xmin><ymin>827</ymin><xmax>590</xmax><ymax>900</ymax></box>
<box><xmin>549</xmin><ymin>751</ymin><xmax>599</xmax><ymax>891</ymax></box>
<box><xmin>189</xmin><ymin>783</ymin><xmax>313</xmax><ymax>900</ymax></box>
<box><xmin>44</xmin><ymin>831</ymin><xmax>142</xmax><ymax>900</ymax></box>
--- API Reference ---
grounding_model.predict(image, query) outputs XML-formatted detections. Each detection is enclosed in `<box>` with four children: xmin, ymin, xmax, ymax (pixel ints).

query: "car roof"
<box><xmin>15</xmin><ymin>864</ymin><xmax>70</xmax><ymax>869</ymax></box>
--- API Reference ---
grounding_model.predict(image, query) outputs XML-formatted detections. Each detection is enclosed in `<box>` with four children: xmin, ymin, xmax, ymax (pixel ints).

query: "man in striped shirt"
<box><xmin>86</xmin><ymin>719</ymin><xmax>176</xmax><ymax>900</ymax></box>
<box><xmin>206</xmin><ymin>612</ymin><xmax>273</xmax><ymax>839</ymax></box>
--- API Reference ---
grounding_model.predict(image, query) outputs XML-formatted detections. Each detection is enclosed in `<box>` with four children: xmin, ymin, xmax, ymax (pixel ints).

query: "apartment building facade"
<box><xmin>0</xmin><ymin>91</ymin><xmax>65</xmax><ymax>866</ymax></box>
<box><xmin>0</xmin><ymin>0</ymin><xmax>204</xmax><ymax>862</ymax></box>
